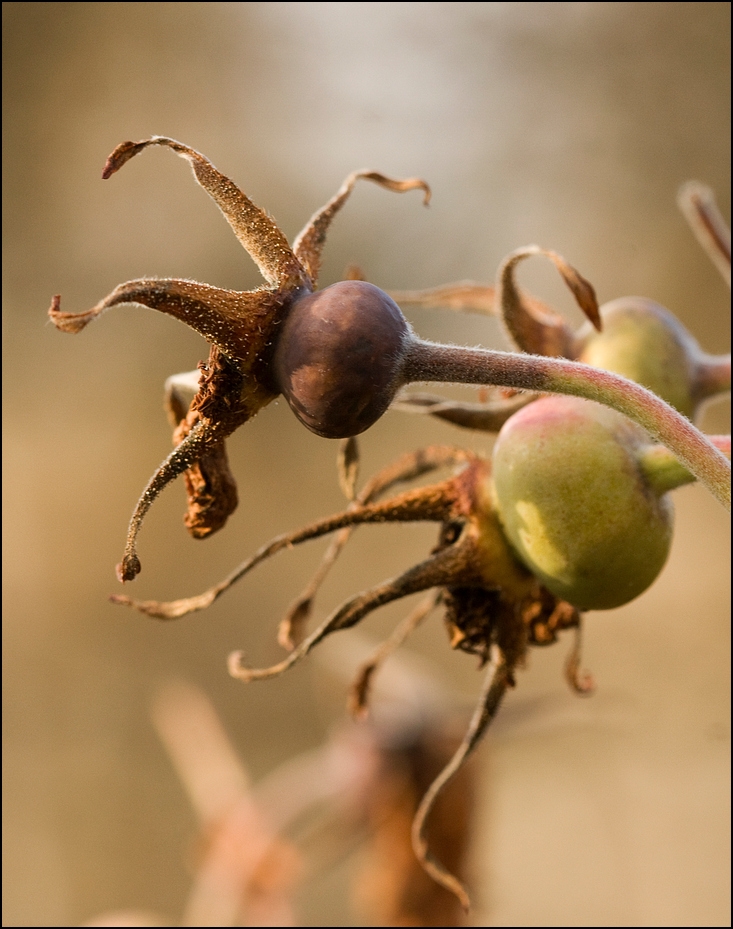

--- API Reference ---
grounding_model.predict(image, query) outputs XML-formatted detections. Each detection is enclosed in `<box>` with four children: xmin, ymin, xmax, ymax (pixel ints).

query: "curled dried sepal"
<box><xmin>411</xmin><ymin>644</ymin><xmax>511</xmax><ymax>911</ymax></box>
<box><xmin>677</xmin><ymin>181</ymin><xmax>731</xmax><ymax>287</ymax></box>
<box><xmin>52</xmin><ymin>137</ymin><xmax>430</xmax><ymax>577</ymax></box>
<box><xmin>392</xmin><ymin>389</ymin><xmax>536</xmax><ymax>431</ymax></box>
<box><xmin>229</xmin><ymin>542</ymin><xmax>474</xmax><ymax>684</ymax></box>
<box><xmin>348</xmin><ymin>590</ymin><xmax>442</xmax><ymax>719</ymax></box>
<box><xmin>390</xmin><ymin>255</ymin><xmax>600</xmax><ymax>357</ymax></box>
<box><xmin>564</xmin><ymin>622</ymin><xmax>594</xmax><ymax>695</ymax></box>
<box><xmin>112</xmin><ymin>463</ymin><xmax>465</xmax><ymax>613</ymax></box>
<box><xmin>294</xmin><ymin>171</ymin><xmax>430</xmax><ymax>287</ymax></box>
<box><xmin>116</xmin><ymin>420</ymin><xmax>211</xmax><ymax>581</ymax></box>
<box><xmin>278</xmin><ymin>446</ymin><xmax>470</xmax><ymax>649</ymax></box>
<box><xmin>497</xmin><ymin>245</ymin><xmax>601</xmax><ymax>354</ymax></box>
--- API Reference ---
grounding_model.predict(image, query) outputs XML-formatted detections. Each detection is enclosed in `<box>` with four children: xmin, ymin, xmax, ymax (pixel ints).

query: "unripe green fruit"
<box><xmin>575</xmin><ymin>298</ymin><xmax>702</xmax><ymax>417</ymax></box>
<box><xmin>490</xmin><ymin>395</ymin><xmax>674</xmax><ymax>610</ymax></box>
<box><xmin>273</xmin><ymin>281</ymin><xmax>411</xmax><ymax>438</ymax></box>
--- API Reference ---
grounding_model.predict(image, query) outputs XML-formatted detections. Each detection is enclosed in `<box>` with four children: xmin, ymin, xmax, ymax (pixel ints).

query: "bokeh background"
<box><xmin>3</xmin><ymin>2</ymin><xmax>730</xmax><ymax>926</ymax></box>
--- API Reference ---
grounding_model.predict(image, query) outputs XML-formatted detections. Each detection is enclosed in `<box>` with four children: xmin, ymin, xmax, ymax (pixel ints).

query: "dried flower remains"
<box><xmin>49</xmin><ymin>137</ymin><xmax>430</xmax><ymax>581</ymax></box>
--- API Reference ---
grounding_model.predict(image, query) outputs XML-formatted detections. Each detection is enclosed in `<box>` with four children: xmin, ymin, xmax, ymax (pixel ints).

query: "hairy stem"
<box><xmin>402</xmin><ymin>339</ymin><xmax>731</xmax><ymax>510</ymax></box>
<box><xmin>639</xmin><ymin>435</ymin><xmax>731</xmax><ymax>496</ymax></box>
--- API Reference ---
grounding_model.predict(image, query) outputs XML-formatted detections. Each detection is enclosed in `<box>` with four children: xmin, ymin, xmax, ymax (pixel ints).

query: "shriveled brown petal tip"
<box><xmin>677</xmin><ymin>181</ymin><xmax>731</xmax><ymax>286</ymax></box>
<box><xmin>496</xmin><ymin>245</ymin><xmax>601</xmax><ymax>357</ymax></box>
<box><xmin>102</xmin><ymin>140</ymin><xmax>148</xmax><ymax>179</ymax></box>
<box><xmin>293</xmin><ymin>169</ymin><xmax>430</xmax><ymax>287</ymax></box>
<box><xmin>48</xmin><ymin>294</ymin><xmax>96</xmax><ymax>334</ymax></box>
<box><xmin>116</xmin><ymin>555</ymin><xmax>141</xmax><ymax>583</ymax></box>
<box><xmin>551</xmin><ymin>253</ymin><xmax>601</xmax><ymax>331</ymax></box>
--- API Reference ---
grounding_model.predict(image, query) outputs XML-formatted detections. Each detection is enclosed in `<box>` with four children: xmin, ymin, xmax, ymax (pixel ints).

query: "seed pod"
<box><xmin>273</xmin><ymin>280</ymin><xmax>412</xmax><ymax>438</ymax></box>
<box><xmin>490</xmin><ymin>395</ymin><xmax>675</xmax><ymax>610</ymax></box>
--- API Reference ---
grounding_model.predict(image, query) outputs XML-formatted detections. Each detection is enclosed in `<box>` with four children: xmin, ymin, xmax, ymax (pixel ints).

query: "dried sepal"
<box><xmin>348</xmin><ymin>590</ymin><xmax>442</xmax><ymax>719</ymax></box>
<box><xmin>392</xmin><ymin>389</ymin><xmax>536</xmax><ymax>431</ymax></box>
<box><xmin>337</xmin><ymin>436</ymin><xmax>360</xmax><ymax>502</ymax></box>
<box><xmin>411</xmin><ymin>644</ymin><xmax>511</xmax><ymax>912</ymax></box>
<box><xmin>564</xmin><ymin>622</ymin><xmax>595</xmax><ymax>695</ymax></box>
<box><xmin>51</xmin><ymin>137</ymin><xmax>430</xmax><ymax>577</ymax></box>
<box><xmin>112</xmin><ymin>465</ymin><xmax>466</xmax><ymax>615</ymax></box>
<box><xmin>293</xmin><ymin>171</ymin><xmax>430</xmax><ymax>287</ymax></box>
<box><xmin>497</xmin><ymin>245</ymin><xmax>601</xmax><ymax>355</ymax></box>
<box><xmin>102</xmin><ymin>137</ymin><xmax>306</xmax><ymax>288</ymax></box>
<box><xmin>116</xmin><ymin>419</ymin><xmax>210</xmax><ymax>581</ymax></box>
<box><xmin>521</xmin><ymin>587</ymin><xmax>581</xmax><ymax>647</ymax></box>
<box><xmin>50</xmin><ymin>280</ymin><xmax>287</xmax><ymax>363</ymax></box>
<box><xmin>278</xmin><ymin>446</ymin><xmax>471</xmax><ymax>649</ymax></box>
<box><xmin>229</xmin><ymin>541</ymin><xmax>475</xmax><ymax>685</ymax></box>
<box><xmin>389</xmin><ymin>281</ymin><xmax>497</xmax><ymax>315</ymax></box>
<box><xmin>677</xmin><ymin>181</ymin><xmax>731</xmax><ymax>287</ymax></box>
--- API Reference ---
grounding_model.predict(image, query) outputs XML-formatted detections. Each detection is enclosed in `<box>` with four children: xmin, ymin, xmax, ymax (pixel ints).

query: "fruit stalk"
<box><xmin>401</xmin><ymin>339</ymin><xmax>731</xmax><ymax>510</ymax></box>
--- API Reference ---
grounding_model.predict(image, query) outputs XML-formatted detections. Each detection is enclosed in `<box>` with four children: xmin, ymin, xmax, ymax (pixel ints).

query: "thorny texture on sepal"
<box><xmin>114</xmin><ymin>445</ymin><xmax>587</xmax><ymax>908</ymax></box>
<box><xmin>49</xmin><ymin>137</ymin><xmax>430</xmax><ymax>580</ymax></box>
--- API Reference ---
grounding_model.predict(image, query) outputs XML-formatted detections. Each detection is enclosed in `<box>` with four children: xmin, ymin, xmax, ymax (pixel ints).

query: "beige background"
<box><xmin>3</xmin><ymin>3</ymin><xmax>730</xmax><ymax>926</ymax></box>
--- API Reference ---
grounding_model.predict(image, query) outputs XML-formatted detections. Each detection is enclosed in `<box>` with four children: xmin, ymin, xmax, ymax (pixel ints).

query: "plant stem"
<box><xmin>639</xmin><ymin>436</ymin><xmax>731</xmax><ymax>495</ymax></box>
<box><xmin>402</xmin><ymin>339</ymin><xmax>731</xmax><ymax>510</ymax></box>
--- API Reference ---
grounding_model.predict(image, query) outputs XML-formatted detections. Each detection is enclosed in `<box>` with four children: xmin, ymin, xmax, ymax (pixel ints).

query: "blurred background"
<box><xmin>3</xmin><ymin>2</ymin><xmax>730</xmax><ymax>925</ymax></box>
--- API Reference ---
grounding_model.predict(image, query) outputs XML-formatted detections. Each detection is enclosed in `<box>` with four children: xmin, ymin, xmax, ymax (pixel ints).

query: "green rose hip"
<box><xmin>490</xmin><ymin>395</ymin><xmax>676</xmax><ymax>610</ymax></box>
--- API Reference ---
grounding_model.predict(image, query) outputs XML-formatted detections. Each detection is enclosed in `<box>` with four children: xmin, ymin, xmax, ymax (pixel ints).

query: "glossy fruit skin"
<box><xmin>490</xmin><ymin>395</ymin><xmax>674</xmax><ymax>610</ymax></box>
<box><xmin>273</xmin><ymin>281</ymin><xmax>411</xmax><ymax>438</ymax></box>
<box><xmin>575</xmin><ymin>298</ymin><xmax>702</xmax><ymax>417</ymax></box>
